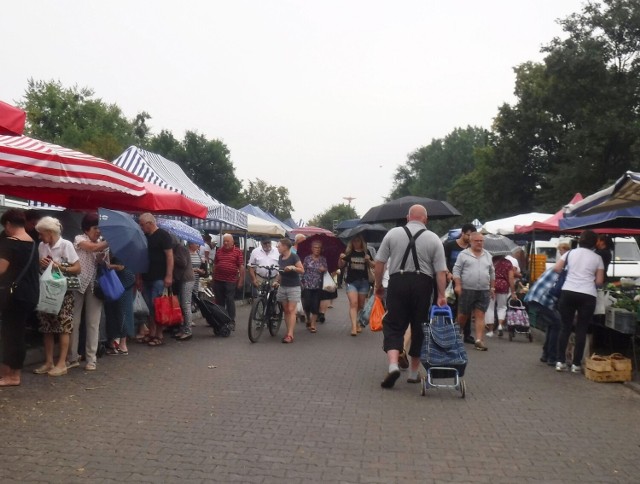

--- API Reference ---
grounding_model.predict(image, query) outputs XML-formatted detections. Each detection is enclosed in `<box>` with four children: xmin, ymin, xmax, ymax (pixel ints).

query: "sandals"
<box><xmin>308</xmin><ymin>326</ymin><xmax>317</xmax><ymax>333</ymax></box>
<box><xmin>136</xmin><ymin>335</ymin><xmax>152</xmax><ymax>344</ymax></box>
<box><xmin>281</xmin><ymin>335</ymin><xmax>294</xmax><ymax>344</ymax></box>
<box><xmin>147</xmin><ymin>337</ymin><xmax>164</xmax><ymax>346</ymax></box>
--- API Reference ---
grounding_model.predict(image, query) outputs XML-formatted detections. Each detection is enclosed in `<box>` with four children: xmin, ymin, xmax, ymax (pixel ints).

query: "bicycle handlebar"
<box><xmin>253</xmin><ymin>265</ymin><xmax>283</xmax><ymax>277</ymax></box>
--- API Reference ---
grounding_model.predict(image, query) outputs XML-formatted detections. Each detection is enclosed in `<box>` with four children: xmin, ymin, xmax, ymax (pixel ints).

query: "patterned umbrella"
<box><xmin>156</xmin><ymin>218</ymin><xmax>204</xmax><ymax>245</ymax></box>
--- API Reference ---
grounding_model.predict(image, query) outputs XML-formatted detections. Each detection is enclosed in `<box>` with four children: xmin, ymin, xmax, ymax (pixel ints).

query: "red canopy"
<box><xmin>0</xmin><ymin>101</ymin><xmax>26</xmax><ymax>136</ymax></box>
<box><xmin>0</xmin><ymin>134</ymin><xmax>145</xmax><ymax>195</ymax></box>
<box><xmin>1</xmin><ymin>181</ymin><xmax>208</xmax><ymax>219</ymax></box>
<box><xmin>515</xmin><ymin>193</ymin><xmax>640</xmax><ymax>235</ymax></box>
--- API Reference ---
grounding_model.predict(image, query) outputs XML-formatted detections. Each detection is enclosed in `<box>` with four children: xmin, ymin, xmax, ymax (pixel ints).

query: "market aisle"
<box><xmin>0</xmin><ymin>291</ymin><xmax>639</xmax><ymax>483</ymax></box>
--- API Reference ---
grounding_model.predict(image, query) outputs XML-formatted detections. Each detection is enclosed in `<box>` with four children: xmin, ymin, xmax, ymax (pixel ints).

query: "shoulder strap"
<box><xmin>565</xmin><ymin>250</ymin><xmax>571</xmax><ymax>270</ymax></box>
<box><xmin>11</xmin><ymin>241</ymin><xmax>37</xmax><ymax>290</ymax></box>
<box><xmin>399</xmin><ymin>227</ymin><xmax>427</xmax><ymax>273</ymax></box>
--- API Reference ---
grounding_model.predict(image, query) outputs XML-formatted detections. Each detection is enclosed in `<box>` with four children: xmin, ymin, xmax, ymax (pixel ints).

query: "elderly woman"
<box><xmin>301</xmin><ymin>240</ymin><xmax>328</xmax><ymax>333</ymax></box>
<box><xmin>68</xmin><ymin>213</ymin><xmax>109</xmax><ymax>371</ymax></box>
<box><xmin>0</xmin><ymin>209</ymin><xmax>40</xmax><ymax>387</ymax></box>
<box><xmin>554</xmin><ymin>230</ymin><xmax>604</xmax><ymax>373</ymax></box>
<box><xmin>338</xmin><ymin>234</ymin><xmax>374</xmax><ymax>336</ymax></box>
<box><xmin>34</xmin><ymin>216</ymin><xmax>81</xmax><ymax>377</ymax></box>
<box><xmin>276</xmin><ymin>238</ymin><xmax>304</xmax><ymax>343</ymax></box>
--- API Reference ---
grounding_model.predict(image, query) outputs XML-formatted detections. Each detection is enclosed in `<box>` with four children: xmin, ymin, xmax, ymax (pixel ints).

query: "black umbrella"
<box><xmin>338</xmin><ymin>223</ymin><xmax>388</xmax><ymax>243</ymax></box>
<box><xmin>360</xmin><ymin>196</ymin><xmax>461</xmax><ymax>224</ymax></box>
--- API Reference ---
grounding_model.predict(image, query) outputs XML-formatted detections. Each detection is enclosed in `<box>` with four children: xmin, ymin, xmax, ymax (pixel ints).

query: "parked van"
<box><xmin>532</xmin><ymin>237</ymin><xmax>640</xmax><ymax>279</ymax></box>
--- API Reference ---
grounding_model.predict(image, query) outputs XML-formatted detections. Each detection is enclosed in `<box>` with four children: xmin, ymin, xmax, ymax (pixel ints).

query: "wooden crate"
<box><xmin>584</xmin><ymin>367</ymin><xmax>632</xmax><ymax>383</ymax></box>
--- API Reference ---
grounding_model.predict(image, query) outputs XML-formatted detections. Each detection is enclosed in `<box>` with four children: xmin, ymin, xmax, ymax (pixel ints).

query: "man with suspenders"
<box><xmin>373</xmin><ymin>205</ymin><xmax>448</xmax><ymax>389</ymax></box>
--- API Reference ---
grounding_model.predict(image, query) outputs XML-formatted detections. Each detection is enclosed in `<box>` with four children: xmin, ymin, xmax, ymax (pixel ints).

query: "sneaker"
<box><xmin>570</xmin><ymin>364</ymin><xmax>581</xmax><ymax>374</ymax></box>
<box><xmin>398</xmin><ymin>351</ymin><xmax>409</xmax><ymax>370</ymax></box>
<box><xmin>66</xmin><ymin>359</ymin><xmax>80</xmax><ymax>369</ymax></box>
<box><xmin>555</xmin><ymin>362</ymin><xmax>568</xmax><ymax>372</ymax></box>
<box><xmin>486</xmin><ymin>331</ymin><xmax>494</xmax><ymax>338</ymax></box>
<box><xmin>474</xmin><ymin>340</ymin><xmax>488</xmax><ymax>351</ymax></box>
<box><xmin>463</xmin><ymin>336</ymin><xmax>476</xmax><ymax>344</ymax></box>
<box><xmin>85</xmin><ymin>362</ymin><xmax>97</xmax><ymax>371</ymax></box>
<box><xmin>380</xmin><ymin>369</ymin><xmax>401</xmax><ymax>389</ymax></box>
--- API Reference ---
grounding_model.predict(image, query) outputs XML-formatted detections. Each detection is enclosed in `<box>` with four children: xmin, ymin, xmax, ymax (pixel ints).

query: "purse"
<box><xmin>0</xmin><ymin>241</ymin><xmax>36</xmax><ymax>312</ymax></box>
<box><xmin>154</xmin><ymin>288</ymin><xmax>183</xmax><ymax>326</ymax></box>
<box><xmin>59</xmin><ymin>262</ymin><xmax>81</xmax><ymax>291</ymax></box>
<box><xmin>549</xmin><ymin>250</ymin><xmax>570</xmax><ymax>298</ymax></box>
<box><xmin>94</xmin><ymin>264</ymin><xmax>125</xmax><ymax>301</ymax></box>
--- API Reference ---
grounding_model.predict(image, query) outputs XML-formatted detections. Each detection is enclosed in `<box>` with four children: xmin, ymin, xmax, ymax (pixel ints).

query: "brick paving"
<box><xmin>0</xmin><ymin>293</ymin><xmax>639</xmax><ymax>483</ymax></box>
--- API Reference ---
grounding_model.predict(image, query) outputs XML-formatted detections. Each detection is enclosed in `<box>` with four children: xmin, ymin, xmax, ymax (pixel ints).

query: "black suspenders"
<box><xmin>399</xmin><ymin>226</ymin><xmax>427</xmax><ymax>274</ymax></box>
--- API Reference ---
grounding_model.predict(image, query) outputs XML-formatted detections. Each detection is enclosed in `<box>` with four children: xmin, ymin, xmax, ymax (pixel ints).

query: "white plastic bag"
<box><xmin>36</xmin><ymin>263</ymin><xmax>67</xmax><ymax>315</ymax></box>
<box><xmin>323</xmin><ymin>272</ymin><xmax>337</xmax><ymax>292</ymax></box>
<box><xmin>594</xmin><ymin>289</ymin><xmax>615</xmax><ymax>315</ymax></box>
<box><xmin>133</xmin><ymin>290</ymin><xmax>149</xmax><ymax>317</ymax></box>
<box><xmin>296</xmin><ymin>301</ymin><xmax>304</xmax><ymax>316</ymax></box>
<box><xmin>445</xmin><ymin>281</ymin><xmax>455</xmax><ymax>303</ymax></box>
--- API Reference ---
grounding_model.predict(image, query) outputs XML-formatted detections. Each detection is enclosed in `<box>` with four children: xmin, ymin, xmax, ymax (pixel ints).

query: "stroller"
<box><xmin>506</xmin><ymin>298</ymin><xmax>532</xmax><ymax>342</ymax></box>
<box><xmin>192</xmin><ymin>292</ymin><xmax>232</xmax><ymax>337</ymax></box>
<box><xmin>420</xmin><ymin>305</ymin><xmax>467</xmax><ymax>398</ymax></box>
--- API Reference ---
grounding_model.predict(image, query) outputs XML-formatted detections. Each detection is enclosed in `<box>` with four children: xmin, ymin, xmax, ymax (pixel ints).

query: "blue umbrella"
<box><xmin>98</xmin><ymin>208</ymin><xmax>149</xmax><ymax>274</ymax></box>
<box><xmin>156</xmin><ymin>218</ymin><xmax>204</xmax><ymax>245</ymax></box>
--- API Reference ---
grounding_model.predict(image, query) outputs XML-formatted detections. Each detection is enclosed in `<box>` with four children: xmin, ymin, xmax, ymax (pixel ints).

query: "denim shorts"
<box><xmin>277</xmin><ymin>285</ymin><xmax>301</xmax><ymax>303</ymax></box>
<box><xmin>346</xmin><ymin>279</ymin><xmax>370</xmax><ymax>295</ymax></box>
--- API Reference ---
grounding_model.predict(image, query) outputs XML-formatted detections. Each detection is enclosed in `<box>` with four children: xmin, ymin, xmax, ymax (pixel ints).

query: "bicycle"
<box><xmin>248</xmin><ymin>265</ymin><xmax>284</xmax><ymax>343</ymax></box>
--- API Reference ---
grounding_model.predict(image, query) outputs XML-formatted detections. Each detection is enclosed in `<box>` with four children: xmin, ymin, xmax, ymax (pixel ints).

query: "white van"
<box><xmin>532</xmin><ymin>237</ymin><xmax>640</xmax><ymax>279</ymax></box>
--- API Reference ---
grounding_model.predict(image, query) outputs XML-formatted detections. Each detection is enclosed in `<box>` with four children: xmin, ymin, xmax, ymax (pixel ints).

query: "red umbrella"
<box><xmin>297</xmin><ymin>234</ymin><xmax>346</xmax><ymax>273</ymax></box>
<box><xmin>0</xmin><ymin>101</ymin><xmax>26</xmax><ymax>136</ymax></box>
<box><xmin>290</xmin><ymin>226</ymin><xmax>334</xmax><ymax>237</ymax></box>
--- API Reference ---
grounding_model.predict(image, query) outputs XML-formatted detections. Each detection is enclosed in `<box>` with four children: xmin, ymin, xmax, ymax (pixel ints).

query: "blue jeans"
<box><xmin>346</xmin><ymin>278</ymin><xmax>370</xmax><ymax>295</ymax></box>
<box><xmin>531</xmin><ymin>302</ymin><xmax>561</xmax><ymax>363</ymax></box>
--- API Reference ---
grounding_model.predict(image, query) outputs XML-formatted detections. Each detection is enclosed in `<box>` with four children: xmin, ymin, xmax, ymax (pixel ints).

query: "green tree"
<box><xmin>18</xmin><ymin>79</ymin><xmax>143</xmax><ymax>160</ymax></box>
<box><xmin>308</xmin><ymin>204</ymin><xmax>358</xmax><ymax>231</ymax></box>
<box><xmin>239</xmin><ymin>178</ymin><xmax>294</xmax><ymax>220</ymax></box>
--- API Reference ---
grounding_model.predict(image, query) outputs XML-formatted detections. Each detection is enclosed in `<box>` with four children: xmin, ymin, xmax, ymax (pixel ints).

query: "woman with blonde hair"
<box><xmin>34</xmin><ymin>216</ymin><xmax>81</xmax><ymax>377</ymax></box>
<box><xmin>338</xmin><ymin>234</ymin><xmax>373</xmax><ymax>336</ymax></box>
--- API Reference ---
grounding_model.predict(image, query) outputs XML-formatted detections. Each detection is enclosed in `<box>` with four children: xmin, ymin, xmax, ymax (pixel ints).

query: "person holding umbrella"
<box><xmin>300</xmin><ymin>240</ymin><xmax>328</xmax><ymax>333</ymax></box>
<box><xmin>338</xmin><ymin>234</ymin><xmax>374</xmax><ymax>336</ymax></box>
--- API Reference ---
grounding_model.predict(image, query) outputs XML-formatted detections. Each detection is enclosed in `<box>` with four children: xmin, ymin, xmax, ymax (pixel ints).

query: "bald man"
<box><xmin>374</xmin><ymin>204</ymin><xmax>447</xmax><ymax>389</ymax></box>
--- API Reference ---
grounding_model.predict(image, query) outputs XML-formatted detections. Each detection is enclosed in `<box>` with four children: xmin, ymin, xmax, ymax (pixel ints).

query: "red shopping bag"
<box><xmin>154</xmin><ymin>289</ymin><xmax>183</xmax><ymax>326</ymax></box>
<box><xmin>369</xmin><ymin>296</ymin><xmax>385</xmax><ymax>332</ymax></box>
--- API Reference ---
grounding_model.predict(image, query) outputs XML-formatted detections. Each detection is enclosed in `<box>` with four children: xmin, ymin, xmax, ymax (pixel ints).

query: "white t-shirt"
<box><xmin>39</xmin><ymin>237</ymin><xmax>79</xmax><ymax>265</ymax></box>
<box><xmin>561</xmin><ymin>248</ymin><xmax>603</xmax><ymax>297</ymax></box>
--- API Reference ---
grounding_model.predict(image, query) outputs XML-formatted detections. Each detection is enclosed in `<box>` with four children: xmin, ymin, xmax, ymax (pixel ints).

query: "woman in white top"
<box><xmin>33</xmin><ymin>217</ymin><xmax>81</xmax><ymax>377</ymax></box>
<box><xmin>553</xmin><ymin>230</ymin><xmax>604</xmax><ymax>373</ymax></box>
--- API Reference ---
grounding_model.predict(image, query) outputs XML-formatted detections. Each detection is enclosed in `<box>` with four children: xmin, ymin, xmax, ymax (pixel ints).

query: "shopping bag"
<box><xmin>94</xmin><ymin>264</ymin><xmax>125</xmax><ymax>302</ymax></box>
<box><xmin>154</xmin><ymin>289</ymin><xmax>183</xmax><ymax>326</ymax></box>
<box><xmin>445</xmin><ymin>281</ymin><xmax>455</xmax><ymax>304</ymax></box>
<box><xmin>369</xmin><ymin>296</ymin><xmax>385</xmax><ymax>332</ymax></box>
<box><xmin>133</xmin><ymin>290</ymin><xmax>149</xmax><ymax>318</ymax></box>
<box><xmin>322</xmin><ymin>272</ymin><xmax>337</xmax><ymax>292</ymax></box>
<box><xmin>358</xmin><ymin>294</ymin><xmax>375</xmax><ymax>326</ymax></box>
<box><xmin>36</xmin><ymin>263</ymin><xmax>68</xmax><ymax>315</ymax></box>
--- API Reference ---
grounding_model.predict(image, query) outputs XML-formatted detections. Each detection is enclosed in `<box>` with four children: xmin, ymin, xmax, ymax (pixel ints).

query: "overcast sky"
<box><xmin>4</xmin><ymin>0</ymin><xmax>585</xmax><ymax>223</ymax></box>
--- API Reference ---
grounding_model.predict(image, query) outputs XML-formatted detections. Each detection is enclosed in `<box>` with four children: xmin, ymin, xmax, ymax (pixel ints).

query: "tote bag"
<box><xmin>94</xmin><ymin>265</ymin><xmax>125</xmax><ymax>302</ymax></box>
<box><xmin>36</xmin><ymin>263</ymin><xmax>68</xmax><ymax>315</ymax></box>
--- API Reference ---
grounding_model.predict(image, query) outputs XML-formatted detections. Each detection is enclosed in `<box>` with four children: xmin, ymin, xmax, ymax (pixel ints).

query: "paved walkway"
<box><xmin>1</xmin><ymin>293</ymin><xmax>639</xmax><ymax>483</ymax></box>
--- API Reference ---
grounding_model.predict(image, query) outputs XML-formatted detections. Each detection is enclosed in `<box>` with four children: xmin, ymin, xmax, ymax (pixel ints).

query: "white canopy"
<box><xmin>482</xmin><ymin>212</ymin><xmax>553</xmax><ymax>235</ymax></box>
<box><xmin>247</xmin><ymin>214</ymin><xmax>285</xmax><ymax>236</ymax></box>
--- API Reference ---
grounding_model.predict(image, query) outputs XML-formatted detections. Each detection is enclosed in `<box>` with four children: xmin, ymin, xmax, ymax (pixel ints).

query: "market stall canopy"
<box><xmin>239</xmin><ymin>204</ymin><xmax>292</xmax><ymax>233</ymax></box>
<box><xmin>565</xmin><ymin>171</ymin><xmax>640</xmax><ymax>216</ymax></box>
<box><xmin>0</xmin><ymin>101</ymin><xmax>26</xmax><ymax>136</ymax></box>
<box><xmin>113</xmin><ymin>146</ymin><xmax>247</xmax><ymax>231</ymax></box>
<box><xmin>515</xmin><ymin>194</ymin><xmax>583</xmax><ymax>233</ymax></box>
<box><xmin>246</xmin><ymin>214</ymin><xmax>286</xmax><ymax>236</ymax></box>
<box><xmin>25</xmin><ymin>181</ymin><xmax>208</xmax><ymax>218</ymax></box>
<box><xmin>0</xmin><ymin>134</ymin><xmax>146</xmax><ymax>198</ymax></box>
<box><xmin>482</xmin><ymin>212</ymin><xmax>553</xmax><ymax>235</ymax></box>
<box><xmin>559</xmin><ymin>206</ymin><xmax>640</xmax><ymax>233</ymax></box>
<box><xmin>361</xmin><ymin>196</ymin><xmax>461</xmax><ymax>224</ymax></box>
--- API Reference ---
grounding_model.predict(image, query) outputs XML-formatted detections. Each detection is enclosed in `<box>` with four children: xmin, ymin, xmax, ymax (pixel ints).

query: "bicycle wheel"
<box><xmin>268</xmin><ymin>301</ymin><xmax>284</xmax><ymax>336</ymax></box>
<box><xmin>248</xmin><ymin>297</ymin><xmax>266</xmax><ymax>343</ymax></box>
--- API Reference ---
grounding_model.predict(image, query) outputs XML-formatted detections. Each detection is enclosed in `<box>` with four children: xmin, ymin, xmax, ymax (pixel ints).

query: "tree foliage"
<box><xmin>308</xmin><ymin>204</ymin><xmax>358</xmax><ymax>231</ymax></box>
<box><xmin>238</xmin><ymin>178</ymin><xmax>294</xmax><ymax>220</ymax></box>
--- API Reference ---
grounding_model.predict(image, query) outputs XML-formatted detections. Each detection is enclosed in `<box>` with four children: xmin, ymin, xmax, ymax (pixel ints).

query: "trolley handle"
<box><xmin>429</xmin><ymin>304</ymin><xmax>453</xmax><ymax>320</ymax></box>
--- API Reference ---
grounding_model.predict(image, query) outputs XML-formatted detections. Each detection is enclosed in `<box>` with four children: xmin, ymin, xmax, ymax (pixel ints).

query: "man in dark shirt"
<box><xmin>443</xmin><ymin>223</ymin><xmax>477</xmax><ymax>344</ymax></box>
<box><xmin>139</xmin><ymin>213</ymin><xmax>174</xmax><ymax>346</ymax></box>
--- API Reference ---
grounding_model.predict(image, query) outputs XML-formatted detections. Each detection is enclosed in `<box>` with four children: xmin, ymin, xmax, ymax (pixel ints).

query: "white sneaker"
<box><xmin>498</xmin><ymin>325</ymin><xmax>505</xmax><ymax>331</ymax></box>
<box><xmin>556</xmin><ymin>362</ymin><xmax>568</xmax><ymax>372</ymax></box>
<box><xmin>486</xmin><ymin>331</ymin><xmax>494</xmax><ymax>338</ymax></box>
<box><xmin>570</xmin><ymin>364</ymin><xmax>581</xmax><ymax>373</ymax></box>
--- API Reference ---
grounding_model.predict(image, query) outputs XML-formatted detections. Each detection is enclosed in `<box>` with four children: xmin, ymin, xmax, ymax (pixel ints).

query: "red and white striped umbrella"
<box><xmin>0</xmin><ymin>135</ymin><xmax>145</xmax><ymax>195</ymax></box>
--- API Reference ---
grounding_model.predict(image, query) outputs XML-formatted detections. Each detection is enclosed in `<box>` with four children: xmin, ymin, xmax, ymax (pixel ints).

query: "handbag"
<box><xmin>322</xmin><ymin>272</ymin><xmax>337</xmax><ymax>292</ymax></box>
<box><xmin>369</xmin><ymin>296</ymin><xmax>385</xmax><ymax>332</ymax></box>
<box><xmin>36</xmin><ymin>262</ymin><xmax>68</xmax><ymax>315</ymax></box>
<box><xmin>94</xmin><ymin>264</ymin><xmax>125</xmax><ymax>301</ymax></box>
<box><xmin>549</xmin><ymin>250</ymin><xmax>570</xmax><ymax>298</ymax></box>
<box><xmin>0</xmin><ymin>240</ymin><xmax>36</xmax><ymax>312</ymax></box>
<box><xmin>59</xmin><ymin>262</ymin><xmax>81</xmax><ymax>291</ymax></box>
<box><xmin>154</xmin><ymin>288</ymin><xmax>183</xmax><ymax>326</ymax></box>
